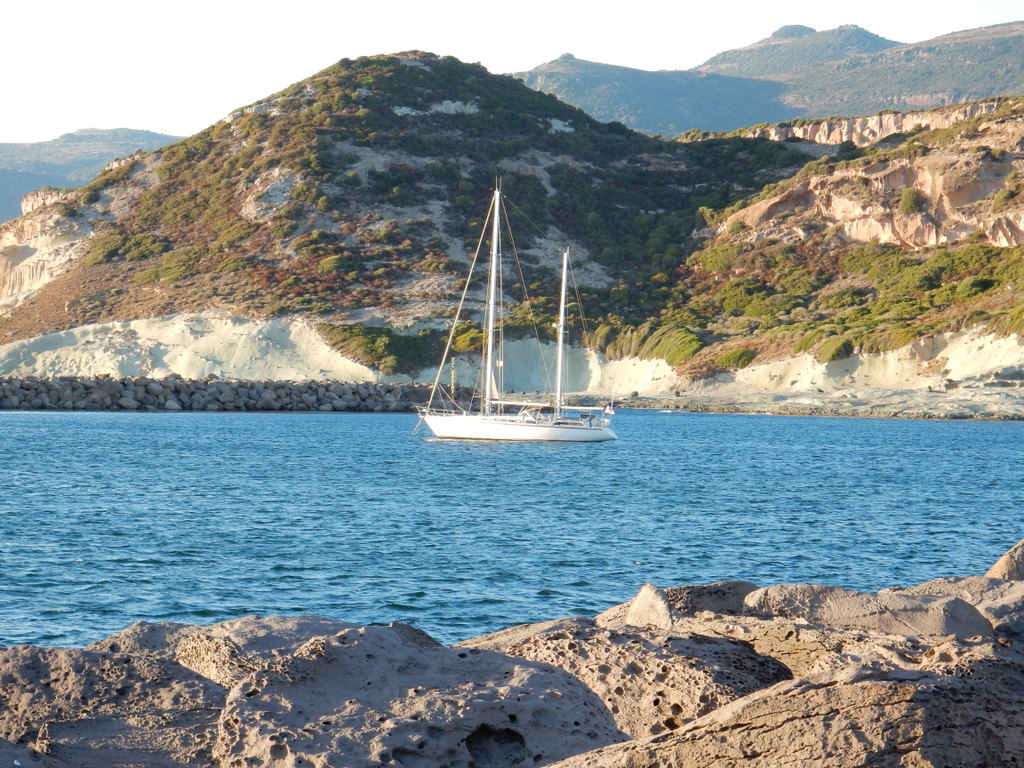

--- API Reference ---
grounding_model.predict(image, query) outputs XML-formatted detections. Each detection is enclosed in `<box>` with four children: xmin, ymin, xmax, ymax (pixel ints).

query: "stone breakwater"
<box><xmin>0</xmin><ymin>376</ymin><xmax>459</xmax><ymax>412</ymax></box>
<box><xmin>4</xmin><ymin>540</ymin><xmax>1024</xmax><ymax>767</ymax></box>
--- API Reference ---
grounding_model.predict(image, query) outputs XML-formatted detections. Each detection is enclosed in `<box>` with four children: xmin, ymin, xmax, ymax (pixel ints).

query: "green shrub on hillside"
<box><xmin>216</xmin><ymin>255</ymin><xmax>251</xmax><ymax>272</ymax></box>
<box><xmin>716</xmin><ymin>279</ymin><xmax>772</xmax><ymax>315</ymax></box>
<box><xmin>898</xmin><ymin>187</ymin><xmax>927</xmax><ymax>215</ymax></box>
<box><xmin>120</xmin><ymin>233</ymin><xmax>171</xmax><ymax>261</ymax></box>
<box><xmin>132</xmin><ymin>247</ymin><xmax>205</xmax><ymax>283</ymax></box>
<box><xmin>83</xmin><ymin>232</ymin><xmax>127</xmax><ymax>265</ymax></box>
<box><xmin>83</xmin><ymin>231</ymin><xmax>170</xmax><ymax>265</ymax></box>
<box><xmin>992</xmin><ymin>188</ymin><xmax>1015</xmax><ymax>211</ymax></box>
<box><xmin>816</xmin><ymin>288</ymin><xmax>872</xmax><ymax>310</ymax></box>
<box><xmin>318</xmin><ymin>324</ymin><xmax>444</xmax><ymax>374</ymax></box>
<box><xmin>589</xmin><ymin>322</ymin><xmax>704</xmax><ymax>366</ymax></box>
<box><xmin>988</xmin><ymin>306</ymin><xmax>1024</xmax><ymax>337</ymax></box>
<box><xmin>318</xmin><ymin>254</ymin><xmax>352</xmax><ymax>274</ymax></box>
<box><xmin>693</xmin><ymin>243</ymin><xmax>740</xmax><ymax>272</ymax></box>
<box><xmin>452</xmin><ymin>326</ymin><xmax>484</xmax><ymax>353</ymax></box>
<box><xmin>794</xmin><ymin>330</ymin><xmax>825</xmax><ymax>353</ymax></box>
<box><xmin>715</xmin><ymin>348</ymin><xmax>757</xmax><ymax>369</ymax></box>
<box><xmin>956</xmin><ymin>276</ymin><xmax>997</xmax><ymax>299</ymax></box>
<box><xmin>815</xmin><ymin>336</ymin><xmax>854</xmax><ymax>363</ymax></box>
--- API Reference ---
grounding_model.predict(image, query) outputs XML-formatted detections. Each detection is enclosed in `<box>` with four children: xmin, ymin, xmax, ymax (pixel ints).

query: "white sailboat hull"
<box><xmin>419</xmin><ymin>187</ymin><xmax>617</xmax><ymax>444</ymax></box>
<box><xmin>422</xmin><ymin>412</ymin><xmax>617</xmax><ymax>442</ymax></box>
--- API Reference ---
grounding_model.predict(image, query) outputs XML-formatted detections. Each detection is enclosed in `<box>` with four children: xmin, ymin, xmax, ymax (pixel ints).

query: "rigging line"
<box><xmin>568</xmin><ymin>258</ymin><xmax>594</xmax><ymax>341</ymax></box>
<box><xmin>424</xmin><ymin>193</ymin><xmax>493</xmax><ymax>412</ymax></box>
<box><xmin>502</xmin><ymin>196</ymin><xmax>557</xmax><ymax>393</ymax></box>
<box><xmin>504</xmin><ymin>196</ymin><xmax>551</xmax><ymax>241</ymax></box>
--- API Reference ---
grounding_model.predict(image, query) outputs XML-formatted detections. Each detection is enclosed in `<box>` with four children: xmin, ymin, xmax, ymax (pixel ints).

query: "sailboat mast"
<box><xmin>482</xmin><ymin>188</ymin><xmax>501</xmax><ymax>414</ymax></box>
<box><xmin>554</xmin><ymin>248</ymin><xmax>569</xmax><ymax>420</ymax></box>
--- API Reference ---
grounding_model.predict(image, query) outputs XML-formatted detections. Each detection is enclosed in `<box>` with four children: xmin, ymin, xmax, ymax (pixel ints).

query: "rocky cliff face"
<box><xmin>20</xmin><ymin>188</ymin><xmax>75</xmax><ymax>216</ymax></box>
<box><xmin>741</xmin><ymin>100</ymin><xmax>1003</xmax><ymax>147</ymax></box>
<box><xmin>728</xmin><ymin>102</ymin><xmax>1024</xmax><ymax>251</ymax></box>
<box><xmin>729</xmin><ymin>140</ymin><xmax>1024</xmax><ymax>248</ymax></box>
<box><xmin>0</xmin><ymin>204</ymin><xmax>90</xmax><ymax>308</ymax></box>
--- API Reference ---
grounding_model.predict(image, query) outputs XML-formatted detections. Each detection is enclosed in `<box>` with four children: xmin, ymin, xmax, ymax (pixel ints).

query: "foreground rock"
<box><xmin>3</xmin><ymin>538</ymin><xmax>1024</xmax><ymax>766</ymax></box>
<box><xmin>549</xmin><ymin>638</ymin><xmax>1024</xmax><ymax>768</ymax></box>
<box><xmin>212</xmin><ymin>624</ymin><xmax>623</xmax><ymax>768</ymax></box>
<box><xmin>0</xmin><ymin>645</ymin><xmax>223</xmax><ymax>766</ymax></box>
<box><xmin>458</xmin><ymin>616</ymin><xmax>790</xmax><ymax>738</ymax></box>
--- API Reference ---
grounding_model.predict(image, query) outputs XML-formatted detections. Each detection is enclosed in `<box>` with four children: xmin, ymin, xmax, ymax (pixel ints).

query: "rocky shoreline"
<box><xmin>3</xmin><ymin>375</ymin><xmax>1024</xmax><ymax>420</ymax></box>
<box><xmin>0</xmin><ymin>376</ymin><xmax>443</xmax><ymax>413</ymax></box>
<box><xmin>578</xmin><ymin>387</ymin><xmax>1024</xmax><ymax>420</ymax></box>
<box><xmin>4</xmin><ymin>540</ymin><xmax>1024</xmax><ymax>767</ymax></box>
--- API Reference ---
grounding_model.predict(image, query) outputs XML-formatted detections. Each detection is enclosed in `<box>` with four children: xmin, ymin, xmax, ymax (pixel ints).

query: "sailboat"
<box><xmin>416</xmin><ymin>188</ymin><xmax>617</xmax><ymax>442</ymax></box>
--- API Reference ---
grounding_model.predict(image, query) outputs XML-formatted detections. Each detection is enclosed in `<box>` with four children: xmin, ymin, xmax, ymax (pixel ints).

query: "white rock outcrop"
<box><xmin>0</xmin><ymin>208</ymin><xmax>89</xmax><ymax>308</ymax></box>
<box><xmin>742</xmin><ymin>101</ymin><xmax>1002</xmax><ymax>147</ymax></box>
<box><xmin>20</xmin><ymin>188</ymin><xmax>75</xmax><ymax>216</ymax></box>
<box><xmin>0</xmin><ymin>312</ymin><xmax>377</xmax><ymax>381</ymax></box>
<box><xmin>0</xmin><ymin>311</ymin><xmax>686</xmax><ymax>396</ymax></box>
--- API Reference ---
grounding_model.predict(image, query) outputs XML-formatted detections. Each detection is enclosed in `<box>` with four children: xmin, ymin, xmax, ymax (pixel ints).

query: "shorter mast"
<box><xmin>554</xmin><ymin>248</ymin><xmax>569</xmax><ymax>420</ymax></box>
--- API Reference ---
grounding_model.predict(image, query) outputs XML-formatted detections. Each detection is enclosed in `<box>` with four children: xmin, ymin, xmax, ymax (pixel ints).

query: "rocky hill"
<box><xmin>517</xmin><ymin>22</ymin><xmax>1024</xmax><ymax>135</ymax></box>
<box><xmin>0</xmin><ymin>128</ymin><xmax>179</xmax><ymax>222</ymax></box>
<box><xmin>4</xmin><ymin>55</ymin><xmax>1024</xmax><ymax>415</ymax></box>
<box><xmin>3</xmin><ymin>538</ymin><xmax>1024</xmax><ymax>766</ymax></box>
<box><xmin>0</xmin><ymin>51</ymin><xmax>807</xmax><ymax>387</ymax></box>
<box><xmin>662</xmin><ymin>96</ymin><xmax>1024</xmax><ymax>413</ymax></box>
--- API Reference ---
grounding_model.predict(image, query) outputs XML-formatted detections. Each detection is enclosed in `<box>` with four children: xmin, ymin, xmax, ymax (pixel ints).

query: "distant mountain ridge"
<box><xmin>518</xmin><ymin>54</ymin><xmax>794</xmax><ymax>135</ymax></box>
<box><xmin>697</xmin><ymin>24</ymin><xmax>901</xmax><ymax>79</ymax></box>
<box><xmin>0</xmin><ymin>128</ymin><xmax>180</xmax><ymax>221</ymax></box>
<box><xmin>517</xmin><ymin>21</ymin><xmax>1024</xmax><ymax>135</ymax></box>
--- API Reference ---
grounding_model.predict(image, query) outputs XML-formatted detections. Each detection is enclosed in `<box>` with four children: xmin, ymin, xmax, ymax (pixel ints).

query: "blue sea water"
<box><xmin>0</xmin><ymin>409</ymin><xmax>1021</xmax><ymax>647</ymax></box>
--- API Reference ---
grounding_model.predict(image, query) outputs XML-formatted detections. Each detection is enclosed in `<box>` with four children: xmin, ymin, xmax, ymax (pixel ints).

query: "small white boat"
<box><xmin>417</xmin><ymin>187</ymin><xmax>616</xmax><ymax>442</ymax></box>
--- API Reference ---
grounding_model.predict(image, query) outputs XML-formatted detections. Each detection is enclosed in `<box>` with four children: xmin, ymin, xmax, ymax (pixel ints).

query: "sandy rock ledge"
<box><xmin>4</xmin><ymin>539</ymin><xmax>1024</xmax><ymax>767</ymax></box>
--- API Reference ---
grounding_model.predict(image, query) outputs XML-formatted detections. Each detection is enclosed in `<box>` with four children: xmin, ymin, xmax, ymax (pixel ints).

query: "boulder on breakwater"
<box><xmin>0</xmin><ymin>376</ymin><xmax>458</xmax><ymax>413</ymax></box>
<box><xmin>4</xmin><ymin>539</ymin><xmax>1024</xmax><ymax>767</ymax></box>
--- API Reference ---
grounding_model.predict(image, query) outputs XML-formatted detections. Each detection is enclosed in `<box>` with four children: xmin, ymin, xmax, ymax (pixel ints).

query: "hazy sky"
<box><xmin>3</xmin><ymin>0</ymin><xmax>1021</xmax><ymax>143</ymax></box>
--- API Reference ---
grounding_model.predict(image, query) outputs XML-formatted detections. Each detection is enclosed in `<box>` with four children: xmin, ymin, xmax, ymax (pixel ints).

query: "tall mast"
<box><xmin>554</xmin><ymin>248</ymin><xmax>569</xmax><ymax>420</ymax></box>
<box><xmin>482</xmin><ymin>188</ymin><xmax>501</xmax><ymax>414</ymax></box>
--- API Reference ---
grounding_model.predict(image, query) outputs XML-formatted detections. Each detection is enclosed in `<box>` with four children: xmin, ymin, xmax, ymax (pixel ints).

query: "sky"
<box><xmin>3</xmin><ymin>0</ymin><xmax>1022</xmax><ymax>144</ymax></box>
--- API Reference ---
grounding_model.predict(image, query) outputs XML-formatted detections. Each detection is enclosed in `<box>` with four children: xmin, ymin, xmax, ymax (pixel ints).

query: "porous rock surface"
<box><xmin>0</xmin><ymin>645</ymin><xmax>224</xmax><ymax>766</ymax></box>
<box><xmin>85</xmin><ymin>614</ymin><xmax>364</xmax><ymax>687</ymax></box>
<box><xmin>457</xmin><ymin>615</ymin><xmax>790</xmax><ymax>738</ymax></box>
<box><xmin>742</xmin><ymin>582</ymin><xmax>993</xmax><ymax>639</ymax></box>
<box><xmin>3</xmin><ymin>537</ymin><xmax>1024</xmax><ymax>767</ymax></box>
<box><xmin>212</xmin><ymin>624</ymin><xmax>624</xmax><ymax>768</ymax></box>
<box><xmin>883</xmin><ymin>575</ymin><xmax>1024</xmax><ymax>639</ymax></box>
<box><xmin>548</xmin><ymin>638</ymin><xmax>1024</xmax><ymax>768</ymax></box>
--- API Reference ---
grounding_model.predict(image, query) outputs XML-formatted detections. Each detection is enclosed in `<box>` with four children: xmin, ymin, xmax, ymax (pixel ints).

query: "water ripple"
<box><xmin>1</xmin><ymin>410</ymin><xmax>1021</xmax><ymax>646</ymax></box>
